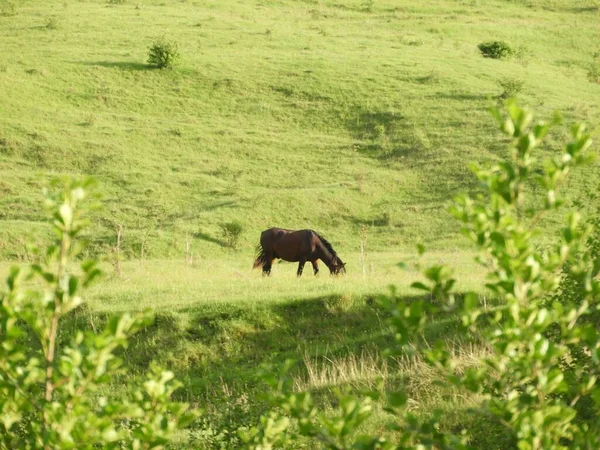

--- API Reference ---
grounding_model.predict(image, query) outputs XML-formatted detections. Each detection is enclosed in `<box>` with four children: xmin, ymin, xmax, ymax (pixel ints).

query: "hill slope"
<box><xmin>1</xmin><ymin>0</ymin><xmax>599</xmax><ymax>260</ymax></box>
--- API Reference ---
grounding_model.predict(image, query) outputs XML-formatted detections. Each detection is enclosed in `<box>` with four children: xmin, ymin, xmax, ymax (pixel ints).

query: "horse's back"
<box><xmin>261</xmin><ymin>227</ymin><xmax>287</xmax><ymax>238</ymax></box>
<box><xmin>260</xmin><ymin>227</ymin><xmax>292</xmax><ymax>248</ymax></box>
<box><xmin>260</xmin><ymin>228</ymin><xmax>319</xmax><ymax>245</ymax></box>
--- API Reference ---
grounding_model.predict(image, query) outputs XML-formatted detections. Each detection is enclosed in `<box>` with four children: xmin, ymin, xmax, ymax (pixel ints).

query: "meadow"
<box><xmin>1</xmin><ymin>0</ymin><xmax>600</xmax><ymax>447</ymax></box>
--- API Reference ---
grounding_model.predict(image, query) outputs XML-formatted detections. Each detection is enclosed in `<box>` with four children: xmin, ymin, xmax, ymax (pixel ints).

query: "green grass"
<box><xmin>79</xmin><ymin>250</ymin><xmax>484</xmax><ymax>312</ymax></box>
<box><xmin>51</xmin><ymin>252</ymin><xmax>489</xmax><ymax>448</ymax></box>
<box><xmin>1</xmin><ymin>0</ymin><xmax>599</xmax><ymax>259</ymax></box>
<box><xmin>2</xmin><ymin>0</ymin><xmax>600</xmax><ymax>447</ymax></box>
<box><xmin>1</xmin><ymin>250</ymin><xmax>491</xmax><ymax>447</ymax></box>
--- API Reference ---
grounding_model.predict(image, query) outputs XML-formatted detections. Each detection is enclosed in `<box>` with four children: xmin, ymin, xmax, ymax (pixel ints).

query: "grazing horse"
<box><xmin>253</xmin><ymin>228</ymin><xmax>346</xmax><ymax>277</ymax></box>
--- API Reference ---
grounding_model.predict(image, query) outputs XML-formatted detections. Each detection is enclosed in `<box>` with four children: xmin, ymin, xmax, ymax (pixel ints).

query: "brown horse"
<box><xmin>253</xmin><ymin>228</ymin><xmax>346</xmax><ymax>277</ymax></box>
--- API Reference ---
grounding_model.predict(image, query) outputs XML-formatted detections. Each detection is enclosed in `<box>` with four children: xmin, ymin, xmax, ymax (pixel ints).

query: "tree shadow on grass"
<box><xmin>434</xmin><ymin>92</ymin><xmax>490</xmax><ymax>101</ymax></box>
<box><xmin>61</xmin><ymin>292</ymin><xmax>484</xmax><ymax>381</ymax></box>
<box><xmin>346</xmin><ymin>108</ymin><xmax>432</xmax><ymax>162</ymax></box>
<box><xmin>567</xmin><ymin>6</ymin><xmax>599</xmax><ymax>13</ymax></box>
<box><xmin>80</xmin><ymin>61</ymin><xmax>153</xmax><ymax>71</ymax></box>
<box><xmin>62</xmin><ymin>291</ymin><xmax>489</xmax><ymax>378</ymax></box>
<box><xmin>347</xmin><ymin>110</ymin><xmax>402</xmax><ymax>141</ymax></box>
<box><xmin>201</xmin><ymin>200</ymin><xmax>239</xmax><ymax>212</ymax></box>
<box><xmin>193</xmin><ymin>231</ymin><xmax>227</xmax><ymax>247</ymax></box>
<box><xmin>179</xmin><ymin>293</ymin><xmax>479</xmax><ymax>381</ymax></box>
<box><xmin>59</xmin><ymin>292</ymin><xmax>493</xmax><ymax>441</ymax></box>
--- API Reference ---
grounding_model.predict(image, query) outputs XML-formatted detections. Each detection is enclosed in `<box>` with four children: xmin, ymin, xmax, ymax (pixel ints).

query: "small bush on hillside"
<box><xmin>0</xmin><ymin>1</ymin><xmax>17</xmax><ymax>16</ymax></box>
<box><xmin>361</xmin><ymin>0</ymin><xmax>375</xmax><ymax>12</ymax></box>
<box><xmin>219</xmin><ymin>221</ymin><xmax>244</xmax><ymax>249</ymax></box>
<box><xmin>588</xmin><ymin>62</ymin><xmax>600</xmax><ymax>84</ymax></box>
<box><xmin>478</xmin><ymin>40</ymin><xmax>514</xmax><ymax>59</ymax></box>
<box><xmin>45</xmin><ymin>16</ymin><xmax>59</xmax><ymax>30</ymax></box>
<box><xmin>497</xmin><ymin>76</ymin><xmax>524</xmax><ymax>98</ymax></box>
<box><xmin>147</xmin><ymin>36</ymin><xmax>180</xmax><ymax>69</ymax></box>
<box><xmin>514</xmin><ymin>44</ymin><xmax>531</xmax><ymax>66</ymax></box>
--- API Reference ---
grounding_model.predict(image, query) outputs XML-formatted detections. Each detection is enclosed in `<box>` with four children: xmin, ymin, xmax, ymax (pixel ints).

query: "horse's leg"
<box><xmin>297</xmin><ymin>259</ymin><xmax>306</xmax><ymax>277</ymax></box>
<box><xmin>263</xmin><ymin>251</ymin><xmax>274</xmax><ymax>276</ymax></box>
<box><xmin>311</xmin><ymin>260</ymin><xmax>319</xmax><ymax>276</ymax></box>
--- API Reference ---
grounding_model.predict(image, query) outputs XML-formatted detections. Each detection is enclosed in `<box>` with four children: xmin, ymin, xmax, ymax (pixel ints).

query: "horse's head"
<box><xmin>330</xmin><ymin>256</ymin><xmax>346</xmax><ymax>275</ymax></box>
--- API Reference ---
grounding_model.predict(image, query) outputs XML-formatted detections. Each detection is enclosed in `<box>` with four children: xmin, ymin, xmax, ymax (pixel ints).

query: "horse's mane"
<box><xmin>314</xmin><ymin>232</ymin><xmax>337</xmax><ymax>257</ymax></box>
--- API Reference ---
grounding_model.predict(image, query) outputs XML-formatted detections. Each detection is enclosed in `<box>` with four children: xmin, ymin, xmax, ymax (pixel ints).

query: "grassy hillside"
<box><xmin>1</xmin><ymin>0</ymin><xmax>599</xmax><ymax>261</ymax></box>
<box><xmin>1</xmin><ymin>0</ymin><xmax>600</xmax><ymax>448</ymax></box>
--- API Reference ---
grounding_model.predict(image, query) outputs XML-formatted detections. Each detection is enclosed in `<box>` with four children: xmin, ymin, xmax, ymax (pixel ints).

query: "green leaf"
<box><xmin>68</xmin><ymin>276</ymin><xmax>79</xmax><ymax>296</ymax></box>
<box><xmin>7</xmin><ymin>266</ymin><xmax>21</xmax><ymax>290</ymax></box>
<box><xmin>489</xmin><ymin>106</ymin><xmax>502</xmax><ymax>126</ymax></box>
<box><xmin>59</xmin><ymin>203</ymin><xmax>73</xmax><ymax>228</ymax></box>
<box><xmin>533</xmin><ymin>123</ymin><xmax>549</xmax><ymax>140</ymax></box>
<box><xmin>387</xmin><ymin>391</ymin><xmax>407</xmax><ymax>408</ymax></box>
<box><xmin>463</xmin><ymin>292</ymin><xmax>479</xmax><ymax>312</ymax></box>
<box><xmin>411</xmin><ymin>281</ymin><xmax>430</xmax><ymax>292</ymax></box>
<box><xmin>489</xmin><ymin>232</ymin><xmax>506</xmax><ymax>247</ymax></box>
<box><xmin>502</xmin><ymin>118</ymin><xmax>515</xmax><ymax>136</ymax></box>
<box><xmin>83</xmin><ymin>268</ymin><xmax>103</xmax><ymax>287</ymax></box>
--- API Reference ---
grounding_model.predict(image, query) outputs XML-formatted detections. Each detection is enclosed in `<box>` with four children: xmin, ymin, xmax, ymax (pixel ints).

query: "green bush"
<box><xmin>555</xmin><ymin>190</ymin><xmax>600</xmax><ymax>307</ymax></box>
<box><xmin>0</xmin><ymin>177</ymin><xmax>196</xmax><ymax>448</ymax></box>
<box><xmin>0</xmin><ymin>1</ymin><xmax>17</xmax><ymax>17</ymax></box>
<box><xmin>147</xmin><ymin>36</ymin><xmax>180</xmax><ymax>69</ymax></box>
<box><xmin>219</xmin><ymin>221</ymin><xmax>244</xmax><ymax>249</ymax></box>
<box><xmin>361</xmin><ymin>0</ymin><xmax>375</xmax><ymax>12</ymax></box>
<box><xmin>497</xmin><ymin>76</ymin><xmax>524</xmax><ymax>98</ymax></box>
<box><xmin>45</xmin><ymin>16</ymin><xmax>59</xmax><ymax>30</ymax></box>
<box><xmin>478</xmin><ymin>40</ymin><xmax>514</xmax><ymax>59</ymax></box>
<box><xmin>588</xmin><ymin>62</ymin><xmax>600</xmax><ymax>84</ymax></box>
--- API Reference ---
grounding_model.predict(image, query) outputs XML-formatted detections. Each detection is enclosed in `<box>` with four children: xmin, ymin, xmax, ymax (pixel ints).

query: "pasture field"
<box><xmin>78</xmin><ymin>252</ymin><xmax>494</xmax><ymax>448</ymax></box>
<box><xmin>1</xmin><ymin>0</ymin><xmax>600</xmax><ymax>447</ymax></box>
<box><xmin>0</xmin><ymin>251</ymin><xmax>496</xmax><ymax>447</ymax></box>
<box><xmin>85</xmin><ymin>250</ymin><xmax>485</xmax><ymax>312</ymax></box>
<box><xmin>1</xmin><ymin>0</ymin><xmax>600</xmax><ymax>259</ymax></box>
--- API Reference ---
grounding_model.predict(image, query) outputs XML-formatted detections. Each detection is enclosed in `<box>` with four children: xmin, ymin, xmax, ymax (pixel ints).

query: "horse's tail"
<box><xmin>253</xmin><ymin>245</ymin><xmax>267</xmax><ymax>269</ymax></box>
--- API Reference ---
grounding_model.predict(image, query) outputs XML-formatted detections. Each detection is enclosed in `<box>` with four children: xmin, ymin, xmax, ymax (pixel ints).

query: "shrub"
<box><xmin>497</xmin><ymin>76</ymin><xmax>524</xmax><ymax>98</ymax></box>
<box><xmin>588</xmin><ymin>62</ymin><xmax>600</xmax><ymax>84</ymax></box>
<box><xmin>0</xmin><ymin>1</ymin><xmax>17</xmax><ymax>16</ymax></box>
<box><xmin>219</xmin><ymin>221</ymin><xmax>244</xmax><ymax>249</ymax></box>
<box><xmin>556</xmin><ymin>190</ymin><xmax>600</xmax><ymax>307</ymax></box>
<box><xmin>45</xmin><ymin>16</ymin><xmax>58</xmax><ymax>30</ymax></box>
<box><xmin>0</xmin><ymin>177</ymin><xmax>196</xmax><ymax>447</ymax></box>
<box><xmin>147</xmin><ymin>36</ymin><xmax>180</xmax><ymax>69</ymax></box>
<box><xmin>478</xmin><ymin>40</ymin><xmax>514</xmax><ymax>59</ymax></box>
<box><xmin>361</xmin><ymin>0</ymin><xmax>375</xmax><ymax>12</ymax></box>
